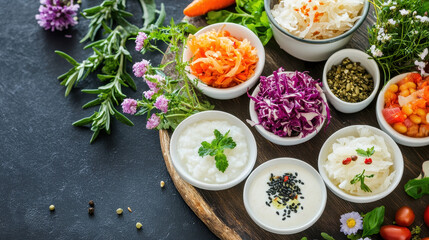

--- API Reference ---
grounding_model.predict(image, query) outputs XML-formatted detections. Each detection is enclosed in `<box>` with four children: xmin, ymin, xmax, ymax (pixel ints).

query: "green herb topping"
<box><xmin>350</xmin><ymin>170</ymin><xmax>374</xmax><ymax>193</ymax></box>
<box><xmin>356</xmin><ymin>146</ymin><xmax>375</xmax><ymax>158</ymax></box>
<box><xmin>198</xmin><ymin>129</ymin><xmax>236</xmax><ymax>173</ymax></box>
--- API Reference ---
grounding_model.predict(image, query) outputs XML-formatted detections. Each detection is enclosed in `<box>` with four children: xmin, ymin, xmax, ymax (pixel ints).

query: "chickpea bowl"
<box><xmin>376</xmin><ymin>72</ymin><xmax>429</xmax><ymax>147</ymax></box>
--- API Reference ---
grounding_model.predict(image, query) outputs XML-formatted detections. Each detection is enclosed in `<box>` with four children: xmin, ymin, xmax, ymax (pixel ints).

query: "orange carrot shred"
<box><xmin>187</xmin><ymin>30</ymin><xmax>258</xmax><ymax>88</ymax></box>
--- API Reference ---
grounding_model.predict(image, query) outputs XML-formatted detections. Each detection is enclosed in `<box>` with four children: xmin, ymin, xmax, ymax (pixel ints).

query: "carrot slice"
<box><xmin>187</xmin><ymin>29</ymin><xmax>258</xmax><ymax>88</ymax></box>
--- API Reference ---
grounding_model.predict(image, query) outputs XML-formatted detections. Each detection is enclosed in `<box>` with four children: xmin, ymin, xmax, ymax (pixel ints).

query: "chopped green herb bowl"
<box><xmin>170</xmin><ymin>110</ymin><xmax>257</xmax><ymax>191</ymax></box>
<box><xmin>318</xmin><ymin>125</ymin><xmax>404</xmax><ymax>203</ymax></box>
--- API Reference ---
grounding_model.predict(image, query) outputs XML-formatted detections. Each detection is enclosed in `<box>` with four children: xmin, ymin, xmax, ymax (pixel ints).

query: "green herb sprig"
<box><xmin>206</xmin><ymin>0</ymin><xmax>272</xmax><ymax>45</ymax></box>
<box><xmin>350</xmin><ymin>169</ymin><xmax>375</xmax><ymax>192</ymax></box>
<box><xmin>361</xmin><ymin>206</ymin><xmax>385</xmax><ymax>237</ymax></box>
<box><xmin>55</xmin><ymin>0</ymin><xmax>165</xmax><ymax>143</ymax></box>
<box><xmin>198</xmin><ymin>129</ymin><xmax>237</xmax><ymax>173</ymax></box>
<box><xmin>356</xmin><ymin>146</ymin><xmax>375</xmax><ymax>157</ymax></box>
<box><xmin>131</xmin><ymin>20</ymin><xmax>214</xmax><ymax>130</ymax></box>
<box><xmin>367</xmin><ymin>0</ymin><xmax>429</xmax><ymax>82</ymax></box>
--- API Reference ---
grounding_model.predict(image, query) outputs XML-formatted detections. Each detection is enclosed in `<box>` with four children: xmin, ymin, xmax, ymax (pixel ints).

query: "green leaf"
<box><xmin>82</xmin><ymin>98</ymin><xmax>103</xmax><ymax>109</ymax></box>
<box><xmin>139</xmin><ymin>0</ymin><xmax>156</xmax><ymax>28</ymax></box>
<box><xmin>97</xmin><ymin>74</ymin><xmax>115</xmax><ymax>81</ymax></box>
<box><xmin>112</xmin><ymin>108</ymin><xmax>134</xmax><ymax>126</ymax></box>
<box><xmin>215</xmin><ymin>152</ymin><xmax>228</xmax><ymax>173</ymax></box>
<box><xmin>72</xmin><ymin>114</ymin><xmax>95</xmax><ymax>126</ymax></box>
<box><xmin>362</xmin><ymin>206</ymin><xmax>385</xmax><ymax>237</ymax></box>
<box><xmin>404</xmin><ymin>177</ymin><xmax>429</xmax><ymax>199</ymax></box>
<box><xmin>321</xmin><ymin>232</ymin><xmax>335</xmax><ymax>240</ymax></box>
<box><xmin>122</xmin><ymin>72</ymin><xmax>136</xmax><ymax>91</ymax></box>
<box><xmin>356</xmin><ymin>146</ymin><xmax>375</xmax><ymax>157</ymax></box>
<box><xmin>90</xmin><ymin>128</ymin><xmax>100</xmax><ymax>144</ymax></box>
<box><xmin>198</xmin><ymin>141</ymin><xmax>214</xmax><ymax>157</ymax></box>
<box><xmin>81</xmin><ymin>89</ymin><xmax>102</xmax><ymax>94</ymax></box>
<box><xmin>55</xmin><ymin>50</ymin><xmax>79</xmax><ymax>66</ymax></box>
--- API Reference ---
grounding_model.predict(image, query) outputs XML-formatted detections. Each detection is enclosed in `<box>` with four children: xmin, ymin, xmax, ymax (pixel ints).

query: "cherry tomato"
<box><xmin>395</xmin><ymin>206</ymin><xmax>415</xmax><ymax>227</ymax></box>
<box><xmin>380</xmin><ymin>225</ymin><xmax>411</xmax><ymax>240</ymax></box>
<box><xmin>425</xmin><ymin>205</ymin><xmax>429</xmax><ymax>228</ymax></box>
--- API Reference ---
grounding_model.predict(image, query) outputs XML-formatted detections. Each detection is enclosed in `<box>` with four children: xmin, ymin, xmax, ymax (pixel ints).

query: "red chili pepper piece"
<box><xmin>284</xmin><ymin>176</ymin><xmax>289</xmax><ymax>182</ymax></box>
<box><xmin>342</xmin><ymin>158</ymin><xmax>352</xmax><ymax>165</ymax></box>
<box><xmin>364</xmin><ymin>158</ymin><xmax>372</xmax><ymax>164</ymax></box>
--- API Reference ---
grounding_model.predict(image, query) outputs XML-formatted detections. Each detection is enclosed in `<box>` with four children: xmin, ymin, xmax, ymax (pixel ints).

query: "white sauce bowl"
<box><xmin>243</xmin><ymin>157</ymin><xmax>327</xmax><ymax>234</ymax></box>
<box><xmin>170</xmin><ymin>111</ymin><xmax>257</xmax><ymax>190</ymax></box>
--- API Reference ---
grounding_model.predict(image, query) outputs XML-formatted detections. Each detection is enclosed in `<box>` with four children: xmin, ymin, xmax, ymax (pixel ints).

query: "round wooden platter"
<box><xmin>159</xmin><ymin>15</ymin><xmax>429</xmax><ymax>240</ymax></box>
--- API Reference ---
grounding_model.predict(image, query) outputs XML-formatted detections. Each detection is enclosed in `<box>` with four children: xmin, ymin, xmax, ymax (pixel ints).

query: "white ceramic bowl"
<box><xmin>249</xmin><ymin>72</ymin><xmax>329</xmax><ymax>145</ymax></box>
<box><xmin>243</xmin><ymin>157</ymin><xmax>327</xmax><ymax>234</ymax></box>
<box><xmin>318</xmin><ymin>125</ymin><xmax>404</xmax><ymax>203</ymax></box>
<box><xmin>264</xmin><ymin>0</ymin><xmax>370</xmax><ymax>62</ymax></box>
<box><xmin>182</xmin><ymin>23</ymin><xmax>265</xmax><ymax>100</ymax></box>
<box><xmin>376</xmin><ymin>72</ymin><xmax>429</xmax><ymax>147</ymax></box>
<box><xmin>170</xmin><ymin>111</ymin><xmax>257</xmax><ymax>190</ymax></box>
<box><xmin>322</xmin><ymin>48</ymin><xmax>380</xmax><ymax>113</ymax></box>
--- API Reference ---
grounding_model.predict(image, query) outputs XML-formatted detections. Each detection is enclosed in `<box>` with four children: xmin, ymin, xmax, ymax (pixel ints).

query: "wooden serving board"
<box><xmin>159</xmin><ymin>14</ymin><xmax>429</xmax><ymax>240</ymax></box>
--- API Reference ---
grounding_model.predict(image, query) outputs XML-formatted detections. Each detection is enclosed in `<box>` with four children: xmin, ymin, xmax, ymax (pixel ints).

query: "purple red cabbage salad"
<box><xmin>248</xmin><ymin>68</ymin><xmax>331</xmax><ymax>138</ymax></box>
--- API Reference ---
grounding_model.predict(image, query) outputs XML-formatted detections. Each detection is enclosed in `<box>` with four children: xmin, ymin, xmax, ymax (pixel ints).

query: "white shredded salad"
<box><xmin>271</xmin><ymin>0</ymin><xmax>364</xmax><ymax>40</ymax></box>
<box><xmin>324</xmin><ymin>127</ymin><xmax>396</xmax><ymax>196</ymax></box>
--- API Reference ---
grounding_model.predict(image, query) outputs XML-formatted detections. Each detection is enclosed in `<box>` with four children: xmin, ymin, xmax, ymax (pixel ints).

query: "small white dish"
<box><xmin>376</xmin><ymin>72</ymin><xmax>429</xmax><ymax>147</ymax></box>
<box><xmin>170</xmin><ymin>111</ymin><xmax>257</xmax><ymax>190</ymax></box>
<box><xmin>182</xmin><ymin>22</ymin><xmax>265</xmax><ymax>100</ymax></box>
<box><xmin>322</xmin><ymin>48</ymin><xmax>380</xmax><ymax>113</ymax></box>
<box><xmin>243</xmin><ymin>157</ymin><xmax>327</xmax><ymax>234</ymax></box>
<box><xmin>264</xmin><ymin>0</ymin><xmax>369</xmax><ymax>62</ymax></box>
<box><xmin>248</xmin><ymin>72</ymin><xmax>328</xmax><ymax>145</ymax></box>
<box><xmin>318</xmin><ymin>125</ymin><xmax>404</xmax><ymax>203</ymax></box>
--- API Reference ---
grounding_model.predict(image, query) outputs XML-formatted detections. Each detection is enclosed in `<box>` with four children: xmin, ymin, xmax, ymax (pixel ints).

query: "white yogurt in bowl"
<box><xmin>170</xmin><ymin>111</ymin><xmax>257</xmax><ymax>191</ymax></box>
<box><xmin>243</xmin><ymin>158</ymin><xmax>326</xmax><ymax>234</ymax></box>
<box><xmin>177</xmin><ymin>120</ymin><xmax>249</xmax><ymax>184</ymax></box>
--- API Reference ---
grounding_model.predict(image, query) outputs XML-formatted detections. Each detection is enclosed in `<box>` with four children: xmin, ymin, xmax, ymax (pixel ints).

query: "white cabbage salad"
<box><xmin>324</xmin><ymin>127</ymin><xmax>396</xmax><ymax>196</ymax></box>
<box><xmin>271</xmin><ymin>0</ymin><xmax>364</xmax><ymax>40</ymax></box>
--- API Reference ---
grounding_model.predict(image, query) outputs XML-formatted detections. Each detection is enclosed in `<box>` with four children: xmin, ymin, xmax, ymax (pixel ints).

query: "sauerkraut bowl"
<box><xmin>317</xmin><ymin>125</ymin><xmax>403</xmax><ymax>203</ymax></box>
<box><xmin>264</xmin><ymin>0</ymin><xmax>370</xmax><ymax>62</ymax></box>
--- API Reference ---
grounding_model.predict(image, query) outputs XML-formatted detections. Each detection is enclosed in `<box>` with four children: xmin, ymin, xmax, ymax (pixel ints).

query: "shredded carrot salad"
<box><xmin>187</xmin><ymin>30</ymin><xmax>258</xmax><ymax>88</ymax></box>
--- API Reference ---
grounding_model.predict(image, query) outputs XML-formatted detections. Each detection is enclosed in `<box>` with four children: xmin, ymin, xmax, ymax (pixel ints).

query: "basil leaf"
<box><xmin>321</xmin><ymin>232</ymin><xmax>335</xmax><ymax>240</ymax></box>
<box><xmin>404</xmin><ymin>178</ymin><xmax>429</xmax><ymax>199</ymax></box>
<box><xmin>362</xmin><ymin>206</ymin><xmax>385</xmax><ymax>237</ymax></box>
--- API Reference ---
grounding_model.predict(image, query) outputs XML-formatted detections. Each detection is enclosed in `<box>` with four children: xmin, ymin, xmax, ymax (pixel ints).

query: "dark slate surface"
<box><xmin>0</xmin><ymin>0</ymin><xmax>218</xmax><ymax>239</ymax></box>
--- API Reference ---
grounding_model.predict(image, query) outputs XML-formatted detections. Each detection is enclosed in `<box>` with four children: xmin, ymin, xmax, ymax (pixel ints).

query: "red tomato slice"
<box><xmin>382</xmin><ymin>107</ymin><xmax>406</xmax><ymax>124</ymax></box>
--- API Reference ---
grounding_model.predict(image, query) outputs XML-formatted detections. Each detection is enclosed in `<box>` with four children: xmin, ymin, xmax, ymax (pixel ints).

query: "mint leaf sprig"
<box><xmin>198</xmin><ymin>129</ymin><xmax>237</xmax><ymax>173</ymax></box>
<box><xmin>356</xmin><ymin>146</ymin><xmax>375</xmax><ymax>158</ymax></box>
<box><xmin>350</xmin><ymin>170</ymin><xmax>375</xmax><ymax>192</ymax></box>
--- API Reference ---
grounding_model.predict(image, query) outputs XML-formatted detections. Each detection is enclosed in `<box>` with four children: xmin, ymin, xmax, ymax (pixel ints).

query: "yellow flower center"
<box><xmin>346</xmin><ymin>218</ymin><xmax>356</xmax><ymax>228</ymax></box>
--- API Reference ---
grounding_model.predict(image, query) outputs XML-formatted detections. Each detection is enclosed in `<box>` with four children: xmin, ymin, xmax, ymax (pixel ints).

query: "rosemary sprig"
<box><xmin>55</xmin><ymin>0</ymin><xmax>165</xmax><ymax>143</ymax></box>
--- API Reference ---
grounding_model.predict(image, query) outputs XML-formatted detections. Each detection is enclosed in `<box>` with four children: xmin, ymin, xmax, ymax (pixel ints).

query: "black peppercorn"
<box><xmin>89</xmin><ymin>200</ymin><xmax>94</xmax><ymax>207</ymax></box>
<box><xmin>88</xmin><ymin>207</ymin><xmax>95</xmax><ymax>215</ymax></box>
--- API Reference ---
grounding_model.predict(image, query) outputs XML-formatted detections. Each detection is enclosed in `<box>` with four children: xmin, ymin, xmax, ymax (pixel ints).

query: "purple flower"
<box><xmin>154</xmin><ymin>95</ymin><xmax>169</xmax><ymax>113</ymax></box>
<box><xmin>143</xmin><ymin>90</ymin><xmax>155</xmax><ymax>100</ymax></box>
<box><xmin>146</xmin><ymin>114</ymin><xmax>160</xmax><ymax>129</ymax></box>
<box><xmin>133</xmin><ymin>59</ymin><xmax>150</xmax><ymax>77</ymax></box>
<box><xmin>145</xmin><ymin>74</ymin><xmax>164</xmax><ymax>92</ymax></box>
<box><xmin>121</xmin><ymin>98</ymin><xmax>138</xmax><ymax>115</ymax></box>
<box><xmin>340</xmin><ymin>211</ymin><xmax>363</xmax><ymax>235</ymax></box>
<box><xmin>36</xmin><ymin>0</ymin><xmax>79</xmax><ymax>32</ymax></box>
<box><xmin>135</xmin><ymin>32</ymin><xmax>147</xmax><ymax>52</ymax></box>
